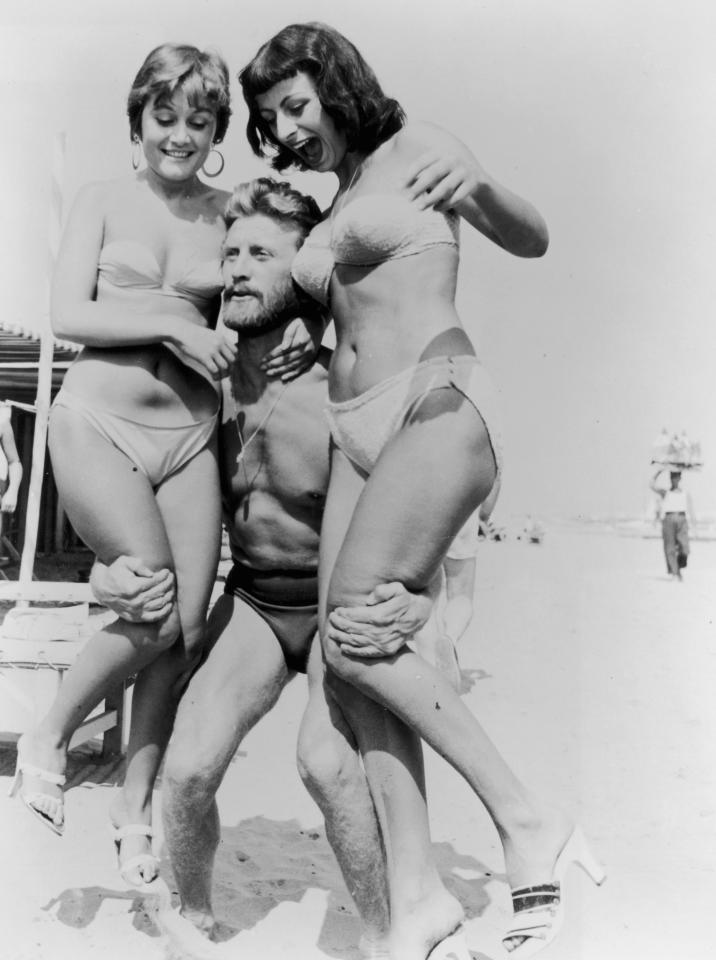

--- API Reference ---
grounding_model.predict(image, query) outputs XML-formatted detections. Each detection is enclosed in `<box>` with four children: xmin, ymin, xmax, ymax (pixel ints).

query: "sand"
<box><xmin>1</xmin><ymin>524</ymin><xmax>714</xmax><ymax>960</ymax></box>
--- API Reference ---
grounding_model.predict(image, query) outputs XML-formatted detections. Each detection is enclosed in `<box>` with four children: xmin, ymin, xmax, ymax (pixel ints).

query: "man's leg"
<box><xmin>676</xmin><ymin>515</ymin><xmax>690</xmax><ymax>570</ymax></box>
<box><xmin>162</xmin><ymin>593</ymin><xmax>291</xmax><ymax>936</ymax></box>
<box><xmin>662</xmin><ymin>516</ymin><xmax>679</xmax><ymax>575</ymax></box>
<box><xmin>297</xmin><ymin>637</ymin><xmax>390</xmax><ymax>955</ymax></box>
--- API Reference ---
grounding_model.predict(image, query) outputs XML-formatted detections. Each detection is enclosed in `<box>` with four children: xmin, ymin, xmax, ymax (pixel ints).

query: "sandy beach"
<box><xmin>1</xmin><ymin>524</ymin><xmax>714</xmax><ymax>960</ymax></box>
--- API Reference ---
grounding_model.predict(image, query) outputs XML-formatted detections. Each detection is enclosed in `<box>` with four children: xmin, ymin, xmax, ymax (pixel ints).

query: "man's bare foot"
<box><xmin>158</xmin><ymin>905</ymin><xmax>218</xmax><ymax>960</ymax></box>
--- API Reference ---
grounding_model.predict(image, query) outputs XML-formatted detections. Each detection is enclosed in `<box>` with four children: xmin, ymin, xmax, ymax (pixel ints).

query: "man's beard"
<box><xmin>222</xmin><ymin>280</ymin><xmax>302</xmax><ymax>338</ymax></box>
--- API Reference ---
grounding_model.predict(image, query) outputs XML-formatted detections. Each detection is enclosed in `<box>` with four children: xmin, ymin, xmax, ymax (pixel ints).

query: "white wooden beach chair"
<box><xmin>0</xmin><ymin>579</ymin><xmax>129</xmax><ymax>757</ymax></box>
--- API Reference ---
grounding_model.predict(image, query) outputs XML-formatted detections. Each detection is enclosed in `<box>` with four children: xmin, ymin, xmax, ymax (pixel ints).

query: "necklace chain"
<box><xmin>331</xmin><ymin>160</ymin><xmax>363</xmax><ymax>222</ymax></box>
<box><xmin>231</xmin><ymin>379</ymin><xmax>290</xmax><ymax>466</ymax></box>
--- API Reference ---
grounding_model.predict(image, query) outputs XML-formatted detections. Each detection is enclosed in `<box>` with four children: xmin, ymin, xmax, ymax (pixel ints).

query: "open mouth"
<box><xmin>163</xmin><ymin>149</ymin><xmax>193</xmax><ymax>160</ymax></box>
<box><xmin>294</xmin><ymin>136</ymin><xmax>322</xmax><ymax>166</ymax></box>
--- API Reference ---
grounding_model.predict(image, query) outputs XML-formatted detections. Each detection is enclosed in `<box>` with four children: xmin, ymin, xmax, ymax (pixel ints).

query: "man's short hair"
<box><xmin>224</xmin><ymin>177</ymin><xmax>322</xmax><ymax>243</ymax></box>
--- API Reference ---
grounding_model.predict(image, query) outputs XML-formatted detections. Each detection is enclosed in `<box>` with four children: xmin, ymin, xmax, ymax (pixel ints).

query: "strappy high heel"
<box><xmin>427</xmin><ymin>925</ymin><xmax>471</xmax><ymax>960</ymax></box>
<box><xmin>111</xmin><ymin>823</ymin><xmax>160</xmax><ymax>887</ymax></box>
<box><xmin>8</xmin><ymin>743</ymin><xmax>66</xmax><ymax>836</ymax></box>
<box><xmin>502</xmin><ymin>826</ymin><xmax>606</xmax><ymax>958</ymax></box>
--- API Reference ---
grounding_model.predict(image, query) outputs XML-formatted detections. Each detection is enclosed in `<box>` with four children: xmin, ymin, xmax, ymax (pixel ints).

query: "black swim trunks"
<box><xmin>223</xmin><ymin>563</ymin><xmax>318</xmax><ymax>673</ymax></box>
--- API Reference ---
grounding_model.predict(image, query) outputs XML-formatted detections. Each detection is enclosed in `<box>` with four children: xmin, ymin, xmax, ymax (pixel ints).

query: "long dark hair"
<box><xmin>239</xmin><ymin>22</ymin><xmax>405</xmax><ymax>171</ymax></box>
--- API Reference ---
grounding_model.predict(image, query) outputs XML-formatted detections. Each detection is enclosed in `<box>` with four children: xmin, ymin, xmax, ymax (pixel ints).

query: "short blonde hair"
<box><xmin>127</xmin><ymin>43</ymin><xmax>231</xmax><ymax>144</ymax></box>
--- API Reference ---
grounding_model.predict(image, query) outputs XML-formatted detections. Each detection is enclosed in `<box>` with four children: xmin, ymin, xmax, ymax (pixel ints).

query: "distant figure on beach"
<box><xmin>0</xmin><ymin>403</ymin><xmax>23</xmax><ymax>566</ymax></box>
<box><xmin>92</xmin><ymin>178</ymin><xmax>438</xmax><ymax>954</ymax></box>
<box><xmin>650</xmin><ymin>467</ymin><xmax>695</xmax><ymax>581</ymax></box>
<box><xmin>517</xmin><ymin>516</ymin><xmax>545</xmax><ymax>544</ymax></box>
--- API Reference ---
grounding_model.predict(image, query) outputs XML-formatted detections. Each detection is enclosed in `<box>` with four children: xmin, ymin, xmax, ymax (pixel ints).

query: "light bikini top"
<box><xmin>291</xmin><ymin>193</ymin><xmax>460</xmax><ymax>307</ymax></box>
<box><xmin>98</xmin><ymin>239</ymin><xmax>223</xmax><ymax>303</ymax></box>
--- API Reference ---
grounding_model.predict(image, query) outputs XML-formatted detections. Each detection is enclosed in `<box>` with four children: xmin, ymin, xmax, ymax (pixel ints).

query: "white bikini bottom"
<box><xmin>52</xmin><ymin>388</ymin><xmax>217</xmax><ymax>488</ymax></box>
<box><xmin>325</xmin><ymin>355</ymin><xmax>504</xmax><ymax>559</ymax></box>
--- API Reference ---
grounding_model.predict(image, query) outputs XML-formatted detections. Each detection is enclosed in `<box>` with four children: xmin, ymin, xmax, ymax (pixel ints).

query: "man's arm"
<box><xmin>649</xmin><ymin>468</ymin><xmax>667</xmax><ymax>496</ymax></box>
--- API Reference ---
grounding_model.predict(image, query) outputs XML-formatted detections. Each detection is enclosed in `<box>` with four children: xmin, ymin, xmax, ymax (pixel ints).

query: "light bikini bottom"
<box><xmin>51</xmin><ymin>388</ymin><xmax>218</xmax><ymax>488</ymax></box>
<box><xmin>325</xmin><ymin>355</ymin><xmax>503</xmax><ymax>559</ymax></box>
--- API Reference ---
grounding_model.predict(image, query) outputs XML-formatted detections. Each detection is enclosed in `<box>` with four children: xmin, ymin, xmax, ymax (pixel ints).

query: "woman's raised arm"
<box><xmin>401</xmin><ymin>122</ymin><xmax>549</xmax><ymax>258</ymax></box>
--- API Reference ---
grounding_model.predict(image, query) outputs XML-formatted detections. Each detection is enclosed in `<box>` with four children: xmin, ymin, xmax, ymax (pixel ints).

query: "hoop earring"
<box><xmin>131</xmin><ymin>137</ymin><xmax>142</xmax><ymax>172</ymax></box>
<box><xmin>202</xmin><ymin>146</ymin><xmax>225</xmax><ymax>178</ymax></box>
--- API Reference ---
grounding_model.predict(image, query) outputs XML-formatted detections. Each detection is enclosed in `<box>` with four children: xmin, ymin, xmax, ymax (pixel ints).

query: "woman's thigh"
<box><xmin>49</xmin><ymin>404</ymin><xmax>172</xmax><ymax>567</ymax></box>
<box><xmin>319</xmin><ymin>446</ymin><xmax>368</xmax><ymax>626</ymax></box>
<box><xmin>329</xmin><ymin>389</ymin><xmax>496</xmax><ymax>605</ymax></box>
<box><xmin>154</xmin><ymin>442</ymin><xmax>222</xmax><ymax>642</ymax></box>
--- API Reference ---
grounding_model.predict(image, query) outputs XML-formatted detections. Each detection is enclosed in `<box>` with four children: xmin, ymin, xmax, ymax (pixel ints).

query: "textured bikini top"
<box><xmin>98</xmin><ymin>239</ymin><xmax>223</xmax><ymax>303</ymax></box>
<box><xmin>291</xmin><ymin>193</ymin><xmax>460</xmax><ymax>307</ymax></box>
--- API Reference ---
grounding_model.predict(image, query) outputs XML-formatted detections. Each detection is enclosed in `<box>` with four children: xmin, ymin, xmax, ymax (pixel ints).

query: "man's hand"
<box><xmin>90</xmin><ymin>555</ymin><xmax>175</xmax><ymax>622</ymax></box>
<box><xmin>0</xmin><ymin>489</ymin><xmax>17</xmax><ymax>513</ymax></box>
<box><xmin>327</xmin><ymin>582</ymin><xmax>434</xmax><ymax>659</ymax></box>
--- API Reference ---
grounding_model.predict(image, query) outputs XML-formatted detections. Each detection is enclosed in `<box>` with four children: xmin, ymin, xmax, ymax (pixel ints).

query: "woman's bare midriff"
<box><xmin>60</xmin><ymin>293</ymin><xmax>219</xmax><ymax>426</ymax></box>
<box><xmin>328</xmin><ymin>246</ymin><xmax>475</xmax><ymax>401</ymax></box>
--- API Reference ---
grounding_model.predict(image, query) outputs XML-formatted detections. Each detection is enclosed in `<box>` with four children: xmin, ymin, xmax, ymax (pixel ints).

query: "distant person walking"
<box><xmin>650</xmin><ymin>468</ymin><xmax>694</xmax><ymax>580</ymax></box>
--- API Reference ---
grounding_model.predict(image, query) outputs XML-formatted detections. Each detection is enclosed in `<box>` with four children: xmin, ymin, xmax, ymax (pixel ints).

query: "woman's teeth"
<box><xmin>300</xmin><ymin>138</ymin><xmax>322</xmax><ymax>164</ymax></box>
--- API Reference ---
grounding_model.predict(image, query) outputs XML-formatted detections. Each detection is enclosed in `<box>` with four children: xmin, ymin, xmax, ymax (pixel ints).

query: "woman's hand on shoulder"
<box><xmin>260</xmin><ymin>315</ymin><xmax>325</xmax><ymax>382</ymax></box>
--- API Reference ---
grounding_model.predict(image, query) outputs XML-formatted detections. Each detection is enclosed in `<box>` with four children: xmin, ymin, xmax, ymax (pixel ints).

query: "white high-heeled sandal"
<box><xmin>502</xmin><ymin>826</ymin><xmax>606</xmax><ymax>958</ymax></box>
<box><xmin>8</xmin><ymin>747</ymin><xmax>66</xmax><ymax>836</ymax></box>
<box><xmin>111</xmin><ymin>823</ymin><xmax>160</xmax><ymax>886</ymax></box>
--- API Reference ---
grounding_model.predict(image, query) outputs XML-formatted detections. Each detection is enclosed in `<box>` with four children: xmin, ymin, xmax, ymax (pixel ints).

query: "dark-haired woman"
<box><xmin>9</xmin><ymin>43</ymin><xmax>309</xmax><ymax>886</ymax></box>
<box><xmin>240</xmin><ymin>23</ymin><xmax>604</xmax><ymax>960</ymax></box>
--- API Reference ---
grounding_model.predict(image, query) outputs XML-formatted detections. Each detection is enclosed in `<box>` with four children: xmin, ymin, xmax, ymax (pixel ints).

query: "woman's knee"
<box><xmin>156</xmin><ymin>604</ymin><xmax>183</xmax><ymax>650</ymax></box>
<box><xmin>110</xmin><ymin>604</ymin><xmax>180</xmax><ymax>654</ymax></box>
<box><xmin>322</xmin><ymin>640</ymin><xmax>369</xmax><ymax>690</ymax></box>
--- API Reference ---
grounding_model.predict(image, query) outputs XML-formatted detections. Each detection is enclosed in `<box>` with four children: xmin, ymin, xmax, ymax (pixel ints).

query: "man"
<box><xmin>93</xmin><ymin>178</ymin><xmax>434</xmax><ymax>954</ymax></box>
<box><xmin>650</xmin><ymin>467</ymin><xmax>695</xmax><ymax>580</ymax></box>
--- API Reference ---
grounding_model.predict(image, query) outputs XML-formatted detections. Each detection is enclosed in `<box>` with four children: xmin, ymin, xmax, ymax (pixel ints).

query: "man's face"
<box><xmin>222</xmin><ymin>214</ymin><xmax>303</xmax><ymax>334</ymax></box>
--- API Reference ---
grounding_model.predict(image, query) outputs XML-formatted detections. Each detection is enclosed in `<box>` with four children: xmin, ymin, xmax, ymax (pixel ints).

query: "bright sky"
<box><xmin>1</xmin><ymin>0</ymin><xmax>714</xmax><ymax>521</ymax></box>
